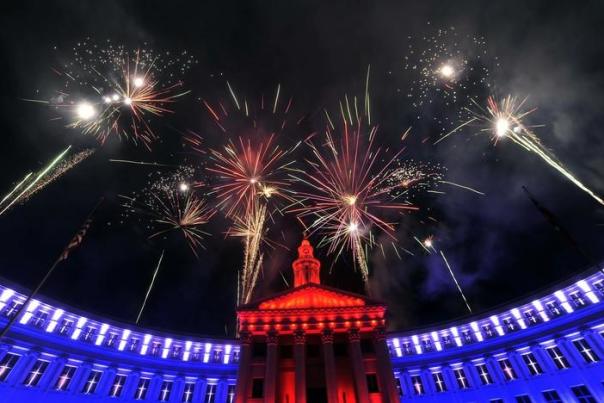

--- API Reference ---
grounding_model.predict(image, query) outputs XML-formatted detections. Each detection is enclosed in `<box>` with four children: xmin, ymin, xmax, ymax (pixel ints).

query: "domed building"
<box><xmin>0</xmin><ymin>238</ymin><xmax>603</xmax><ymax>402</ymax></box>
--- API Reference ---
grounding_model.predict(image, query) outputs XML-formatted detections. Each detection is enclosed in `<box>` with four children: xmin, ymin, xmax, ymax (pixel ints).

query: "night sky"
<box><xmin>1</xmin><ymin>1</ymin><xmax>604</xmax><ymax>337</ymax></box>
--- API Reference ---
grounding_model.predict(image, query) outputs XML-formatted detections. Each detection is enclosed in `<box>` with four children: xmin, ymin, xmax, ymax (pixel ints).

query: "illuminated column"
<box><xmin>531</xmin><ymin>344</ymin><xmax>555</xmax><ymax>373</ymax></box>
<box><xmin>40</xmin><ymin>356</ymin><xmax>66</xmax><ymax>391</ymax></box>
<box><xmin>193</xmin><ymin>378</ymin><xmax>208</xmax><ymax>403</ymax></box>
<box><xmin>171</xmin><ymin>376</ymin><xmax>185</xmax><ymax>403</ymax></box>
<box><xmin>373</xmin><ymin>327</ymin><xmax>399</xmax><ymax>403</ymax></box>
<box><xmin>348</xmin><ymin>328</ymin><xmax>370</xmax><ymax>403</ymax></box>
<box><xmin>485</xmin><ymin>356</ymin><xmax>504</xmax><ymax>384</ymax></box>
<box><xmin>148</xmin><ymin>374</ymin><xmax>163</xmax><ymax>400</ymax></box>
<box><xmin>264</xmin><ymin>330</ymin><xmax>278</xmax><ymax>403</ymax></box>
<box><xmin>234</xmin><ymin>331</ymin><xmax>252</xmax><ymax>403</ymax></box>
<box><xmin>508</xmin><ymin>351</ymin><xmax>529</xmax><ymax>379</ymax></box>
<box><xmin>71</xmin><ymin>363</ymin><xmax>92</xmax><ymax>393</ymax></box>
<box><xmin>293</xmin><ymin>330</ymin><xmax>306</xmax><ymax>403</ymax></box>
<box><xmin>216</xmin><ymin>379</ymin><xmax>229</xmax><ymax>403</ymax></box>
<box><xmin>8</xmin><ymin>351</ymin><xmax>38</xmax><ymax>385</ymax></box>
<box><xmin>98</xmin><ymin>367</ymin><xmax>117</xmax><ymax>396</ymax></box>
<box><xmin>556</xmin><ymin>338</ymin><xmax>584</xmax><ymax>367</ymax></box>
<box><xmin>583</xmin><ymin>329</ymin><xmax>604</xmax><ymax>357</ymax></box>
<box><xmin>321</xmin><ymin>330</ymin><xmax>338</xmax><ymax>403</ymax></box>
<box><xmin>123</xmin><ymin>371</ymin><xmax>141</xmax><ymax>399</ymax></box>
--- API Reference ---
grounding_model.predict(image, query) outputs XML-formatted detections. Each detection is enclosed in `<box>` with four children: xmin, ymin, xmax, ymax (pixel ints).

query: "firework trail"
<box><xmin>120</xmin><ymin>167</ymin><xmax>215</xmax><ymax>256</ymax></box>
<box><xmin>19</xmin><ymin>149</ymin><xmax>95</xmax><ymax>203</ymax></box>
<box><xmin>440</xmin><ymin>95</ymin><xmax>604</xmax><ymax>206</ymax></box>
<box><xmin>440</xmin><ymin>250</ymin><xmax>473</xmax><ymax>313</ymax></box>
<box><xmin>34</xmin><ymin>39</ymin><xmax>196</xmax><ymax>149</ymax></box>
<box><xmin>136</xmin><ymin>250</ymin><xmax>164</xmax><ymax>325</ymax></box>
<box><xmin>199</xmin><ymin>83</ymin><xmax>302</xmax><ymax>304</ymax></box>
<box><xmin>416</xmin><ymin>236</ymin><xmax>473</xmax><ymax>313</ymax></box>
<box><xmin>0</xmin><ymin>146</ymin><xmax>93</xmax><ymax>216</ymax></box>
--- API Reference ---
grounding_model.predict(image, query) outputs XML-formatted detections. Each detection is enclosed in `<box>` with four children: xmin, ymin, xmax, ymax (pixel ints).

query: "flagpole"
<box><xmin>0</xmin><ymin>198</ymin><xmax>103</xmax><ymax>340</ymax></box>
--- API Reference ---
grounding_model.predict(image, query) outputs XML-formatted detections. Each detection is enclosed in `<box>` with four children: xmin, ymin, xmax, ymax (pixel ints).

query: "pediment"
<box><xmin>258</xmin><ymin>285</ymin><xmax>367</xmax><ymax>310</ymax></box>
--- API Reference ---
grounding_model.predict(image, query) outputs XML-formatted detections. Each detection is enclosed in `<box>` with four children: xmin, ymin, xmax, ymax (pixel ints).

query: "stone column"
<box><xmin>321</xmin><ymin>330</ymin><xmax>338</xmax><ymax>403</ymax></box>
<box><xmin>41</xmin><ymin>356</ymin><xmax>66</xmax><ymax>391</ymax></box>
<box><xmin>170</xmin><ymin>376</ymin><xmax>185</xmax><ymax>403</ymax></box>
<box><xmin>193</xmin><ymin>378</ymin><xmax>208</xmax><ymax>403</ymax></box>
<box><xmin>234</xmin><ymin>331</ymin><xmax>252</xmax><ymax>403</ymax></box>
<box><xmin>8</xmin><ymin>350</ymin><xmax>38</xmax><ymax>385</ymax></box>
<box><xmin>264</xmin><ymin>330</ymin><xmax>278</xmax><ymax>403</ymax></box>
<box><xmin>71</xmin><ymin>363</ymin><xmax>92</xmax><ymax>394</ymax></box>
<box><xmin>373</xmin><ymin>327</ymin><xmax>399</xmax><ymax>403</ymax></box>
<box><xmin>294</xmin><ymin>330</ymin><xmax>306</xmax><ymax>403</ymax></box>
<box><xmin>123</xmin><ymin>371</ymin><xmax>141</xmax><ymax>399</ymax></box>
<box><xmin>97</xmin><ymin>367</ymin><xmax>117</xmax><ymax>396</ymax></box>
<box><xmin>348</xmin><ymin>328</ymin><xmax>370</xmax><ymax>403</ymax></box>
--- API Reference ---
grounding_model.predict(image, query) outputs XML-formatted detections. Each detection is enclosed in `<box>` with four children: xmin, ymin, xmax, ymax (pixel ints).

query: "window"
<box><xmin>515</xmin><ymin>395</ymin><xmax>532</xmax><ymax>403</ymax></box>
<box><xmin>135</xmin><ymin>378</ymin><xmax>150</xmax><ymax>400</ymax></box>
<box><xmin>227</xmin><ymin>384</ymin><xmax>236</xmax><ymax>403</ymax></box>
<box><xmin>442</xmin><ymin>335</ymin><xmax>453</xmax><ymax>347</ymax></box>
<box><xmin>432</xmin><ymin>372</ymin><xmax>447</xmax><ymax>392</ymax></box>
<box><xmin>251</xmin><ymin>378</ymin><xmax>264</xmax><ymax>398</ymax></box>
<box><xmin>0</xmin><ymin>353</ymin><xmax>19</xmax><ymax>382</ymax></box>
<box><xmin>159</xmin><ymin>380</ymin><xmax>173</xmax><ymax>402</ymax></box>
<box><xmin>462</xmin><ymin>330</ymin><xmax>473</xmax><ymax>343</ymax></box>
<box><xmin>4</xmin><ymin>301</ymin><xmax>22</xmax><ymax>318</ymax></box>
<box><xmin>58</xmin><ymin>319</ymin><xmax>73</xmax><ymax>335</ymax></box>
<box><xmin>23</xmin><ymin>359</ymin><xmax>48</xmax><ymax>387</ymax></box>
<box><xmin>106</xmin><ymin>333</ymin><xmax>118</xmax><ymax>347</ymax></box>
<box><xmin>182</xmin><ymin>382</ymin><xmax>195</xmax><ymax>403</ymax></box>
<box><xmin>205</xmin><ymin>383</ymin><xmax>217</xmax><ymax>403</ymax></box>
<box><xmin>421</xmin><ymin>339</ymin><xmax>433</xmax><ymax>352</ymax></box>
<box><xmin>570</xmin><ymin>292</ymin><xmax>586</xmax><ymax>307</ymax></box>
<box><xmin>573</xmin><ymin>339</ymin><xmax>600</xmax><ymax>363</ymax></box>
<box><xmin>498</xmin><ymin>358</ymin><xmax>517</xmax><ymax>381</ymax></box>
<box><xmin>129</xmin><ymin>338</ymin><xmax>140</xmax><ymax>352</ymax></box>
<box><xmin>366</xmin><ymin>374</ymin><xmax>379</xmax><ymax>393</ymax></box>
<box><xmin>522</xmin><ymin>353</ymin><xmax>543</xmax><ymax>375</ymax></box>
<box><xmin>151</xmin><ymin>341</ymin><xmax>162</xmax><ymax>356</ymax></box>
<box><xmin>571</xmin><ymin>385</ymin><xmax>597</xmax><ymax>403</ymax></box>
<box><xmin>109</xmin><ymin>374</ymin><xmax>126</xmax><ymax>397</ymax></box>
<box><xmin>81</xmin><ymin>326</ymin><xmax>96</xmax><ymax>342</ymax></box>
<box><xmin>30</xmin><ymin>310</ymin><xmax>48</xmax><ymax>327</ymax></box>
<box><xmin>546</xmin><ymin>301</ymin><xmax>562</xmax><ymax>316</ymax></box>
<box><xmin>524</xmin><ymin>310</ymin><xmax>538</xmax><ymax>324</ymax></box>
<box><xmin>55</xmin><ymin>365</ymin><xmax>77</xmax><ymax>391</ymax></box>
<box><xmin>594</xmin><ymin>281</ymin><xmax>604</xmax><ymax>296</ymax></box>
<box><xmin>454</xmin><ymin>368</ymin><xmax>469</xmax><ymax>389</ymax></box>
<box><xmin>476</xmin><ymin>363</ymin><xmax>493</xmax><ymax>385</ymax></box>
<box><xmin>482</xmin><ymin>324</ymin><xmax>494</xmax><ymax>337</ymax></box>
<box><xmin>542</xmin><ymin>390</ymin><xmax>563</xmax><ymax>403</ymax></box>
<box><xmin>546</xmin><ymin>346</ymin><xmax>570</xmax><ymax>369</ymax></box>
<box><xmin>82</xmin><ymin>370</ymin><xmax>102</xmax><ymax>394</ymax></box>
<box><xmin>395</xmin><ymin>377</ymin><xmax>403</xmax><ymax>396</ymax></box>
<box><xmin>411</xmin><ymin>375</ymin><xmax>424</xmax><ymax>395</ymax></box>
<box><xmin>503</xmin><ymin>318</ymin><xmax>516</xmax><ymax>331</ymax></box>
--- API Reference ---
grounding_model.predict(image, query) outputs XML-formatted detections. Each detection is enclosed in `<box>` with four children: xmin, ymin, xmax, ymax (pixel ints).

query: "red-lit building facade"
<box><xmin>235</xmin><ymin>239</ymin><xmax>400</xmax><ymax>403</ymax></box>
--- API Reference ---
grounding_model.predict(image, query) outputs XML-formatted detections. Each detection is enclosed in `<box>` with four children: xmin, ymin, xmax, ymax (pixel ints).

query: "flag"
<box><xmin>58</xmin><ymin>216</ymin><xmax>93</xmax><ymax>262</ymax></box>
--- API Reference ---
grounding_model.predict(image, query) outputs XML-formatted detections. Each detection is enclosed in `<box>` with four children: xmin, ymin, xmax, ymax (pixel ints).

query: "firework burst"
<box><xmin>197</xmin><ymin>83</ymin><xmax>304</xmax><ymax>303</ymax></box>
<box><xmin>121</xmin><ymin>167</ymin><xmax>215</xmax><ymax>256</ymax></box>
<box><xmin>35</xmin><ymin>39</ymin><xmax>196</xmax><ymax>149</ymax></box>
<box><xmin>293</xmin><ymin>107</ymin><xmax>420</xmax><ymax>281</ymax></box>
<box><xmin>439</xmin><ymin>95</ymin><xmax>604</xmax><ymax>206</ymax></box>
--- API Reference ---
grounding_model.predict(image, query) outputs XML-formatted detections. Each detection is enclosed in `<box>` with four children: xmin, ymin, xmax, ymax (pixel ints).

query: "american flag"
<box><xmin>58</xmin><ymin>216</ymin><xmax>93</xmax><ymax>262</ymax></box>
